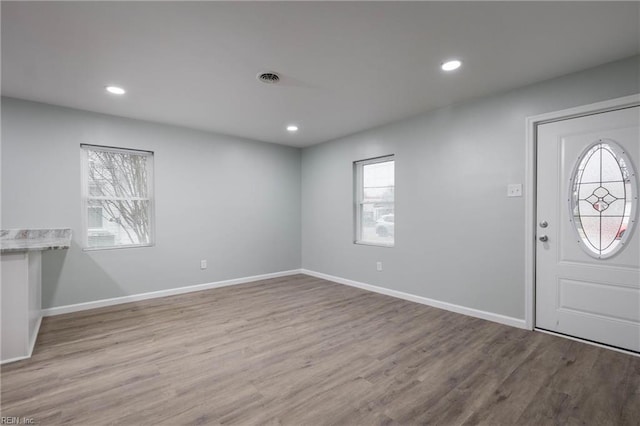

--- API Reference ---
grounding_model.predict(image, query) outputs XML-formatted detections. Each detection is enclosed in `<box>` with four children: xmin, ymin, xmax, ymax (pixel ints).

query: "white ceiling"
<box><xmin>2</xmin><ymin>2</ymin><xmax>639</xmax><ymax>147</ymax></box>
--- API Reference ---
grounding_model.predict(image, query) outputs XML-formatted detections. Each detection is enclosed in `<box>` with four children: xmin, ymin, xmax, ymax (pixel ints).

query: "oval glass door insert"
<box><xmin>569</xmin><ymin>139</ymin><xmax>637</xmax><ymax>259</ymax></box>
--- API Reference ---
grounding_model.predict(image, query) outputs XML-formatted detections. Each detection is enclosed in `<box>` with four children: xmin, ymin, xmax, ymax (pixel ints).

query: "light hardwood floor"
<box><xmin>1</xmin><ymin>274</ymin><xmax>639</xmax><ymax>425</ymax></box>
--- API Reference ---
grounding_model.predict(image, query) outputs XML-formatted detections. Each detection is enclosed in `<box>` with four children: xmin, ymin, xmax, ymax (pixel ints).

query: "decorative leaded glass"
<box><xmin>569</xmin><ymin>139</ymin><xmax>637</xmax><ymax>259</ymax></box>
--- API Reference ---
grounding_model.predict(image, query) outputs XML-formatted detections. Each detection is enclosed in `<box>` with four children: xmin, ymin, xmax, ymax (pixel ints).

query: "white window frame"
<box><xmin>81</xmin><ymin>144</ymin><xmax>155</xmax><ymax>250</ymax></box>
<box><xmin>87</xmin><ymin>206</ymin><xmax>104</xmax><ymax>229</ymax></box>
<box><xmin>354</xmin><ymin>155</ymin><xmax>395</xmax><ymax>247</ymax></box>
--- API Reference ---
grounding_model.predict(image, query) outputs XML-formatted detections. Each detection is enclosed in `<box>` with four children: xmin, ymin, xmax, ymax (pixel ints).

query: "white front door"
<box><xmin>536</xmin><ymin>106</ymin><xmax>640</xmax><ymax>352</ymax></box>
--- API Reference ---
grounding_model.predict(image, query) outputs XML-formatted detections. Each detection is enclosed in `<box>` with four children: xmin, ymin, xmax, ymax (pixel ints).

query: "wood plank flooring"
<box><xmin>1</xmin><ymin>274</ymin><xmax>639</xmax><ymax>425</ymax></box>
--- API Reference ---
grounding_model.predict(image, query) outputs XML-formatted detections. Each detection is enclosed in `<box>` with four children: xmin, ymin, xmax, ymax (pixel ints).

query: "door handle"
<box><xmin>539</xmin><ymin>235</ymin><xmax>548</xmax><ymax>242</ymax></box>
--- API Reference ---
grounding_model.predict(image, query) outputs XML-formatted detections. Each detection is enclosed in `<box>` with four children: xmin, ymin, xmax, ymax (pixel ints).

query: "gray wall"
<box><xmin>301</xmin><ymin>56</ymin><xmax>640</xmax><ymax>320</ymax></box>
<box><xmin>3</xmin><ymin>56</ymin><xmax>638</xmax><ymax>316</ymax></box>
<box><xmin>1</xmin><ymin>98</ymin><xmax>301</xmax><ymax>308</ymax></box>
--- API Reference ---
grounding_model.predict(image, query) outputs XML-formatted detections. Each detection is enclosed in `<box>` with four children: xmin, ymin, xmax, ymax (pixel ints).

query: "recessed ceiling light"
<box><xmin>286</xmin><ymin>125</ymin><xmax>299</xmax><ymax>132</ymax></box>
<box><xmin>441</xmin><ymin>60</ymin><xmax>462</xmax><ymax>72</ymax></box>
<box><xmin>105</xmin><ymin>85</ymin><xmax>126</xmax><ymax>95</ymax></box>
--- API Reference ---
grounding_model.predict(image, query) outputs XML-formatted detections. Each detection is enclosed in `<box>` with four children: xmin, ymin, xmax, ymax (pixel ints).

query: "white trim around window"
<box><xmin>354</xmin><ymin>155</ymin><xmax>395</xmax><ymax>247</ymax></box>
<box><xmin>81</xmin><ymin>144</ymin><xmax>155</xmax><ymax>250</ymax></box>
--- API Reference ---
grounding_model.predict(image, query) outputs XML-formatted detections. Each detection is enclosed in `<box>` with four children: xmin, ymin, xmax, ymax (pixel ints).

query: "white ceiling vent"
<box><xmin>257</xmin><ymin>72</ymin><xmax>280</xmax><ymax>84</ymax></box>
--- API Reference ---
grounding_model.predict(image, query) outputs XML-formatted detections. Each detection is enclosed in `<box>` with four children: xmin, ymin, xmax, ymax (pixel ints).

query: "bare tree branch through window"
<box><xmin>83</xmin><ymin>145</ymin><xmax>154</xmax><ymax>248</ymax></box>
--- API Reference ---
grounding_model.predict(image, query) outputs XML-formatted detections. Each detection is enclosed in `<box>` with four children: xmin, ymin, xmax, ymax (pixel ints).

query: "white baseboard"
<box><xmin>41</xmin><ymin>268</ymin><xmax>526</xmax><ymax>331</ymax></box>
<box><xmin>301</xmin><ymin>269</ymin><xmax>527</xmax><ymax>330</ymax></box>
<box><xmin>41</xmin><ymin>269</ymin><xmax>303</xmax><ymax>317</ymax></box>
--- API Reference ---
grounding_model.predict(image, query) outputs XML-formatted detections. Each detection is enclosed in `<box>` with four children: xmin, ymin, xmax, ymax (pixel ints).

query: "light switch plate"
<box><xmin>507</xmin><ymin>184</ymin><xmax>522</xmax><ymax>197</ymax></box>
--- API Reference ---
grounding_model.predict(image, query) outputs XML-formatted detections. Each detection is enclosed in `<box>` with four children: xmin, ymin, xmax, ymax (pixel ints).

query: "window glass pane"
<box><xmin>601</xmin><ymin>145</ymin><xmax>624</xmax><ymax>182</ymax></box>
<box><xmin>355</xmin><ymin>156</ymin><xmax>395</xmax><ymax>246</ymax></box>
<box><xmin>363</xmin><ymin>161</ymin><xmax>394</xmax><ymax>203</ymax></box>
<box><xmin>578</xmin><ymin>146</ymin><xmax>601</xmax><ymax>184</ymax></box>
<box><xmin>600</xmin><ymin>216</ymin><xmax>625</xmax><ymax>251</ymax></box>
<box><xmin>88</xmin><ymin>206</ymin><xmax>104</xmax><ymax>228</ymax></box>
<box><xmin>84</xmin><ymin>145</ymin><xmax>154</xmax><ymax>249</ymax></box>
<box><xmin>578</xmin><ymin>182</ymin><xmax>599</xmax><ymax>201</ymax></box>
<box><xmin>577</xmin><ymin>216</ymin><xmax>601</xmax><ymax>252</ymax></box>
<box><xmin>360</xmin><ymin>204</ymin><xmax>394</xmax><ymax>245</ymax></box>
<box><xmin>601</xmin><ymin>192</ymin><xmax>625</xmax><ymax>217</ymax></box>
<box><xmin>570</xmin><ymin>140</ymin><xmax>635</xmax><ymax>259</ymax></box>
<box><xmin>88</xmin><ymin>150</ymin><xmax>148</xmax><ymax>198</ymax></box>
<box><xmin>87</xmin><ymin>199</ymin><xmax>151</xmax><ymax>247</ymax></box>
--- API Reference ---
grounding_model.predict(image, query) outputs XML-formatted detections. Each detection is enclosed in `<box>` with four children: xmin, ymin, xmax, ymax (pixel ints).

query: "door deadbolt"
<box><xmin>539</xmin><ymin>221</ymin><xmax>548</xmax><ymax>228</ymax></box>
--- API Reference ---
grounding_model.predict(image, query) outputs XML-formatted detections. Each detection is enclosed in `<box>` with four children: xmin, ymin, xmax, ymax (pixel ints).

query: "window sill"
<box><xmin>83</xmin><ymin>243</ymin><xmax>155</xmax><ymax>252</ymax></box>
<box><xmin>354</xmin><ymin>241</ymin><xmax>394</xmax><ymax>248</ymax></box>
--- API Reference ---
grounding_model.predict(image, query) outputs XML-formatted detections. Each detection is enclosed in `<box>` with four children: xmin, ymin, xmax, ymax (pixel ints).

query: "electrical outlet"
<box><xmin>376</xmin><ymin>261</ymin><xmax>383</xmax><ymax>272</ymax></box>
<box><xmin>507</xmin><ymin>183</ymin><xmax>522</xmax><ymax>197</ymax></box>
<box><xmin>200</xmin><ymin>259</ymin><xmax>207</xmax><ymax>270</ymax></box>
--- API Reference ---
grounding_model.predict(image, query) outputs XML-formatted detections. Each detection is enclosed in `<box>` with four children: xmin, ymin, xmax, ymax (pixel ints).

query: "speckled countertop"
<box><xmin>1</xmin><ymin>229</ymin><xmax>72</xmax><ymax>253</ymax></box>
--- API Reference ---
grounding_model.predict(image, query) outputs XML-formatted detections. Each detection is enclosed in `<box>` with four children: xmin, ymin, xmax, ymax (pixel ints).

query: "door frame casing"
<box><xmin>524</xmin><ymin>94</ymin><xmax>640</xmax><ymax>330</ymax></box>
